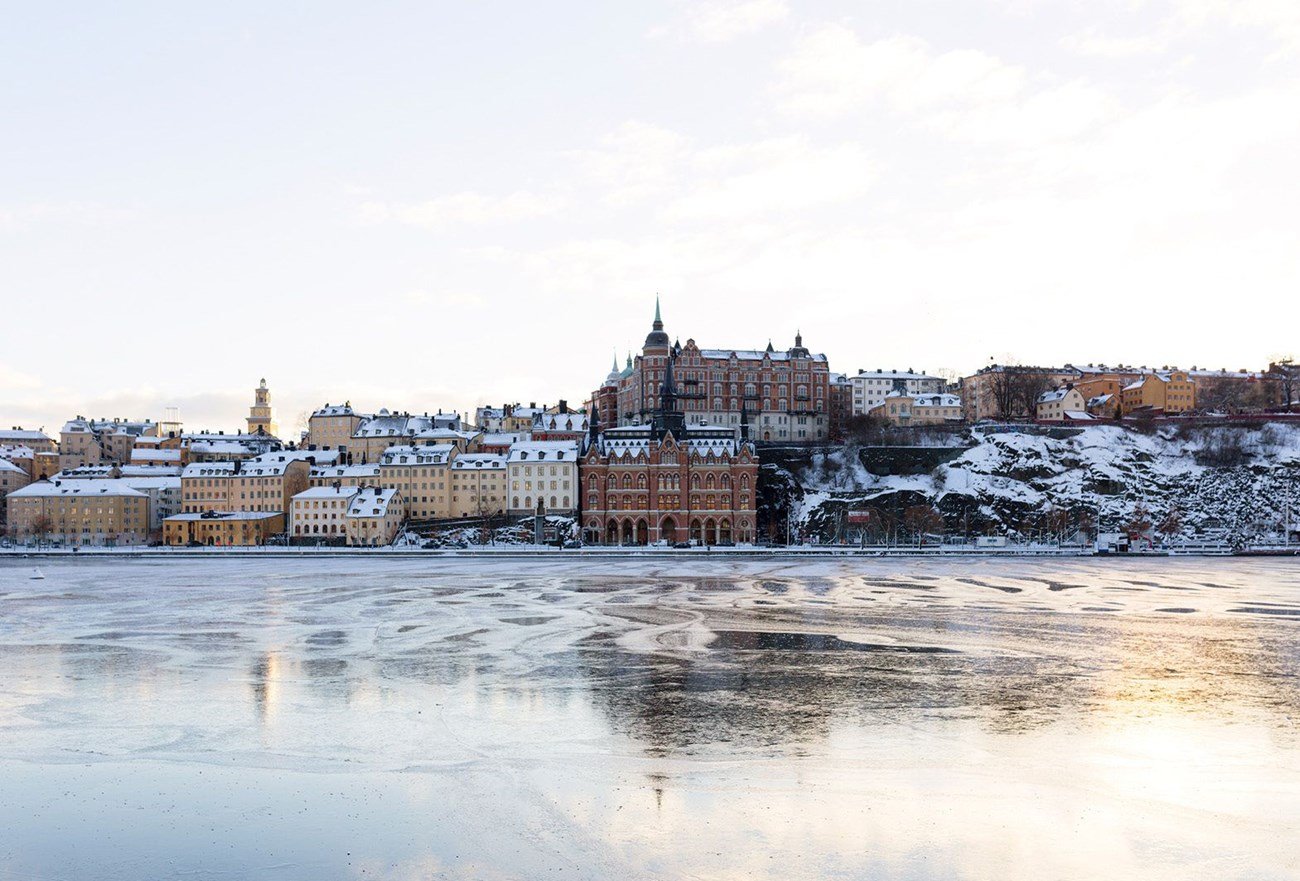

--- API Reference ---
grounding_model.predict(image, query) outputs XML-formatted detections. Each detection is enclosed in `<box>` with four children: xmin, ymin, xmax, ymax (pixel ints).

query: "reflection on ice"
<box><xmin>0</xmin><ymin>556</ymin><xmax>1298</xmax><ymax>880</ymax></box>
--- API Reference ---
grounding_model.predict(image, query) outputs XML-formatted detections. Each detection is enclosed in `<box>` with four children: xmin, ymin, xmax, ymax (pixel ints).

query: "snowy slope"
<box><xmin>786</xmin><ymin>425</ymin><xmax>1300</xmax><ymax>542</ymax></box>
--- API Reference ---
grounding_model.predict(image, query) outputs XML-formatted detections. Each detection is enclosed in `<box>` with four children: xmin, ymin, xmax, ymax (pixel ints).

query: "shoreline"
<box><xmin>2</xmin><ymin>546</ymin><xmax>1294</xmax><ymax>560</ymax></box>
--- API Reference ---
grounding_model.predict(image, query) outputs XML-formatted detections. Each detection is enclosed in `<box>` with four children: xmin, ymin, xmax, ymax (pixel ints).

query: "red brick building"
<box><xmin>579</xmin><ymin>423</ymin><xmax>759</xmax><ymax>546</ymax></box>
<box><xmin>595</xmin><ymin>300</ymin><xmax>833</xmax><ymax>443</ymax></box>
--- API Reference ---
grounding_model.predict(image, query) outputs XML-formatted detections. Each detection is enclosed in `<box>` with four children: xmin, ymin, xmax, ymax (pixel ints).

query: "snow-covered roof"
<box><xmin>0</xmin><ymin>444</ymin><xmax>34</xmax><ymax>460</ymax></box>
<box><xmin>60</xmin><ymin>418</ymin><xmax>155</xmax><ymax>437</ymax></box>
<box><xmin>293</xmin><ymin>486</ymin><xmax>361</xmax><ymax>501</ymax></box>
<box><xmin>11</xmin><ymin>479</ymin><xmax>147</xmax><ymax>499</ymax></box>
<box><xmin>131</xmin><ymin>448</ymin><xmax>181</xmax><ymax>462</ymax></box>
<box><xmin>310</xmin><ymin>464</ymin><xmax>381</xmax><ymax>479</ymax></box>
<box><xmin>380</xmin><ymin>444</ymin><xmax>455</xmax><ymax>465</ymax></box>
<box><xmin>596</xmin><ymin>425</ymin><xmax>742</xmax><ymax>459</ymax></box>
<box><xmin>507</xmin><ymin>441</ymin><xmax>579</xmax><ymax>463</ymax></box>
<box><xmin>182</xmin><ymin>452</ymin><xmax>304</xmax><ymax>479</ymax></box>
<box><xmin>311</xmin><ymin>403</ymin><xmax>363</xmax><ymax>418</ymax></box>
<box><xmin>699</xmin><ymin>348</ymin><xmax>827</xmax><ymax>363</ymax></box>
<box><xmin>480</xmin><ymin>432</ymin><xmax>526</xmax><ymax>446</ymax></box>
<box><xmin>412</xmin><ymin>427</ymin><xmax>481</xmax><ymax>442</ymax></box>
<box><xmin>0</xmin><ymin>458</ymin><xmax>25</xmax><ymax>475</ymax></box>
<box><xmin>1063</xmin><ymin>411</ymin><xmax>1097</xmax><ymax>421</ymax></box>
<box><xmin>1037</xmin><ymin>388</ymin><xmax>1079</xmax><ymax>404</ymax></box>
<box><xmin>0</xmin><ymin>429</ymin><xmax>49</xmax><ymax>443</ymax></box>
<box><xmin>451</xmin><ymin>453</ymin><xmax>506</xmax><ymax>470</ymax></box>
<box><xmin>532</xmin><ymin>412</ymin><xmax>589</xmax><ymax>433</ymax></box>
<box><xmin>354</xmin><ymin>413</ymin><xmax>435</xmax><ymax>438</ymax></box>
<box><xmin>347</xmin><ymin>487</ymin><xmax>399</xmax><ymax>518</ymax></box>
<box><xmin>1088</xmin><ymin>394</ymin><xmax>1114</xmax><ymax>406</ymax></box>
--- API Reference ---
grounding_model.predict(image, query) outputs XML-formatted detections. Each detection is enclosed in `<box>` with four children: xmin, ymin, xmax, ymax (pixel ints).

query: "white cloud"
<box><xmin>569</xmin><ymin>121</ymin><xmax>693</xmax><ymax>207</ymax></box>
<box><xmin>653</xmin><ymin>0</ymin><xmax>789</xmax><ymax>43</ymax></box>
<box><xmin>666</xmin><ymin>137</ymin><xmax>876</xmax><ymax>220</ymax></box>
<box><xmin>775</xmin><ymin>25</ymin><xmax>1115</xmax><ymax>144</ymax></box>
<box><xmin>1061</xmin><ymin>27</ymin><xmax>1170</xmax><ymax>58</ymax></box>
<box><xmin>573</xmin><ymin>122</ymin><xmax>876</xmax><ymax>220</ymax></box>
<box><xmin>358</xmin><ymin>191</ymin><xmax>562</xmax><ymax>229</ymax></box>
<box><xmin>0</xmin><ymin>202</ymin><xmax>135</xmax><ymax>231</ymax></box>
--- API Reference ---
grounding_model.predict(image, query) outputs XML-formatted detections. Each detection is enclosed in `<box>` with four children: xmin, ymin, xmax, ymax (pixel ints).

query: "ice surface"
<box><xmin>0</xmin><ymin>557</ymin><xmax>1298</xmax><ymax>879</ymax></box>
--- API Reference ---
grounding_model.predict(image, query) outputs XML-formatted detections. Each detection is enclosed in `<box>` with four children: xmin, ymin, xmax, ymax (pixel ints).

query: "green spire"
<box><xmin>612</xmin><ymin>350</ymin><xmax>619</xmax><ymax>372</ymax></box>
<box><xmin>654</xmin><ymin>294</ymin><xmax>661</xmax><ymax>325</ymax></box>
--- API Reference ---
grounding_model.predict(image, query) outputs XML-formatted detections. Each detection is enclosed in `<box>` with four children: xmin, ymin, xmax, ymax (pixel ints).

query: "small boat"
<box><xmin>30</xmin><ymin>568</ymin><xmax>44</xmax><ymax>580</ymax></box>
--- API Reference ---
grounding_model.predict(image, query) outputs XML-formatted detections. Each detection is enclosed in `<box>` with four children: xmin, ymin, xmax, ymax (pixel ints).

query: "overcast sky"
<box><xmin>3</xmin><ymin>0</ymin><xmax>1298</xmax><ymax>436</ymax></box>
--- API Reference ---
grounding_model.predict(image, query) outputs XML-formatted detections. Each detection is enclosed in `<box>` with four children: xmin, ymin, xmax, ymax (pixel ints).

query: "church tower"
<box><xmin>247</xmin><ymin>378</ymin><xmax>279</xmax><ymax>438</ymax></box>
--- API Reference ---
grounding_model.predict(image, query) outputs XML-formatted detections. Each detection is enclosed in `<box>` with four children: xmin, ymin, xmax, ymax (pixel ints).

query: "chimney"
<box><xmin>559</xmin><ymin>399</ymin><xmax>568</xmax><ymax>413</ymax></box>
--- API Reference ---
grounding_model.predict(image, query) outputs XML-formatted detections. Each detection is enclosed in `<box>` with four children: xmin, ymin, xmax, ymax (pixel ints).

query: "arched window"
<box><xmin>740</xmin><ymin>474</ymin><xmax>750</xmax><ymax>489</ymax></box>
<box><xmin>622</xmin><ymin>474</ymin><xmax>632</xmax><ymax>489</ymax></box>
<box><xmin>705</xmin><ymin>473</ymin><xmax>716</xmax><ymax>489</ymax></box>
<box><xmin>721</xmin><ymin>474</ymin><xmax>731</xmax><ymax>489</ymax></box>
<box><xmin>550</xmin><ymin>495</ymin><xmax>557</xmax><ymax>509</ymax></box>
<box><xmin>589</xmin><ymin>475</ymin><xmax>598</xmax><ymax>490</ymax></box>
<box><xmin>607</xmin><ymin>475</ymin><xmax>616</xmax><ymax>490</ymax></box>
<box><xmin>690</xmin><ymin>474</ymin><xmax>700</xmax><ymax>489</ymax></box>
<box><xmin>637</xmin><ymin>474</ymin><xmax>647</xmax><ymax>489</ymax></box>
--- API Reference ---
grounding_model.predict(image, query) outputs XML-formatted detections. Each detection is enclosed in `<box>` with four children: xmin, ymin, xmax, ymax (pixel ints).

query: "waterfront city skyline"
<box><xmin>4</xmin><ymin>1</ymin><xmax>1300</xmax><ymax>432</ymax></box>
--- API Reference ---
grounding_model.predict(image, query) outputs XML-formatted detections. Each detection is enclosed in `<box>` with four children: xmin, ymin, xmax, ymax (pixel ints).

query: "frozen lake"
<box><xmin>1</xmin><ymin>557</ymin><xmax>1298</xmax><ymax>880</ymax></box>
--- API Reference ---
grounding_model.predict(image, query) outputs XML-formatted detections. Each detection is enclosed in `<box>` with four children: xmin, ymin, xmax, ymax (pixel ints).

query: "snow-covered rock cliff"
<box><xmin>780</xmin><ymin>424</ymin><xmax>1300</xmax><ymax>543</ymax></box>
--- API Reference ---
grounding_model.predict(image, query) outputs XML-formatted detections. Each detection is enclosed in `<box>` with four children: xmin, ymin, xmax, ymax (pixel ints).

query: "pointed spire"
<box><xmin>654</xmin><ymin>294</ymin><xmax>662</xmax><ymax>326</ymax></box>
<box><xmin>612</xmin><ymin>350</ymin><xmax>619</xmax><ymax>373</ymax></box>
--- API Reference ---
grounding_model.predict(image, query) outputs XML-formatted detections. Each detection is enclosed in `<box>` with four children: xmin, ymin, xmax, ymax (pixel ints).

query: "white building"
<box><xmin>506</xmin><ymin>441</ymin><xmax>578</xmax><ymax>515</ymax></box>
<box><xmin>850</xmin><ymin>370</ymin><xmax>946</xmax><ymax>415</ymax></box>
<box><xmin>345</xmin><ymin>487</ymin><xmax>405</xmax><ymax>546</ymax></box>
<box><xmin>290</xmin><ymin>485</ymin><xmax>360</xmax><ymax>542</ymax></box>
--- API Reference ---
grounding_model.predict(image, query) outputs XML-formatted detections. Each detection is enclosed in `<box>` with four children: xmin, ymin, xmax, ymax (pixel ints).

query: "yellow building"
<box><xmin>0</xmin><ymin>428</ymin><xmax>57</xmax><ymax>455</ymax></box>
<box><xmin>33</xmin><ymin>451</ymin><xmax>61</xmax><ymax>480</ymax></box>
<box><xmin>164</xmin><ymin>511</ymin><xmax>284</xmax><ymax>546</ymax></box>
<box><xmin>7</xmin><ymin>478</ymin><xmax>150</xmax><ymax>546</ymax></box>
<box><xmin>870</xmin><ymin>393</ymin><xmax>964</xmax><ymax>426</ymax></box>
<box><xmin>1</xmin><ymin>445</ymin><xmax>36</xmax><ymax>478</ymax></box>
<box><xmin>378</xmin><ymin>444</ymin><xmax>455</xmax><ymax>520</ymax></box>
<box><xmin>307</xmin><ymin>403</ymin><xmax>365</xmax><ymax>450</ymax></box>
<box><xmin>449</xmin><ymin>453</ymin><xmax>508</xmax><ymax>518</ymax></box>
<box><xmin>345</xmin><ymin>487</ymin><xmax>405</xmax><ymax>546</ymax></box>
<box><xmin>1120</xmin><ymin>371</ymin><xmax>1197</xmax><ymax>415</ymax></box>
<box><xmin>180</xmin><ymin>453</ymin><xmax>310</xmax><ymax>515</ymax></box>
<box><xmin>247</xmin><ymin>378</ymin><xmax>279</xmax><ymax>438</ymax></box>
<box><xmin>1036</xmin><ymin>387</ymin><xmax>1087</xmax><ymax>422</ymax></box>
<box><xmin>290</xmin><ymin>485</ymin><xmax>360</xmax><ymax>543</ymax></box>
<box><xmin>59</xmin><ymin>417</ymin><xmax>157</xmax><ymax>470</ymax></box>
<box><xmin>1</xmin><ymin>457</ymin><xmax>33</xmax><ymax>525</ymax></box>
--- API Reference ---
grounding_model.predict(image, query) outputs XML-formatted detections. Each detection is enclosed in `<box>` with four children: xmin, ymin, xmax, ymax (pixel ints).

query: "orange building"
<box><xmin>1120</xmin><ymin>371</ymin><xmax>1197</xmax><ymax>415</ymax></box>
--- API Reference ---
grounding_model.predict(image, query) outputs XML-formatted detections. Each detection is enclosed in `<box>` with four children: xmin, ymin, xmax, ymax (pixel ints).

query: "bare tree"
<box><xmin>1272</xmin><ymin>358</ymin><xmax>1298</xmax><ymax>412</ymax></box>
<box><xmin>1046</xmin><ymin>507</ymin><xmax>1071</xmax><ymax>545</ymax></box>
<box><xmin>903</xmin><ymin>504</ymin><xmax>944</xmax><ymax>546</ymax></box>
<box><xmin>1156</xmin><ymin>507</ymin><xmax>1183</xmax><ymax>539</ymax></box>
<box><xmin>1125</xmin><ymin>503</ymin><xmax>1153</xmax><ymax>545</ymax></box>
<box><xmin>989</xmin><ymin>367</ymin><xmax>1055</xmax><ymax>420</ymax></box>
<box><xmin>30</xmin><ymin>515</ymin><xmax>53</xmax><ymax>547</ymax></box>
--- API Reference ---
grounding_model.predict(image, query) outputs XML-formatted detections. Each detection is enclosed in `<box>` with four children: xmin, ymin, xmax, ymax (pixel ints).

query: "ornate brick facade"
<box><xmin>594</xmin><ymin>301</ymin><xmax>832</xmax><ymax>443</ymax></box>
